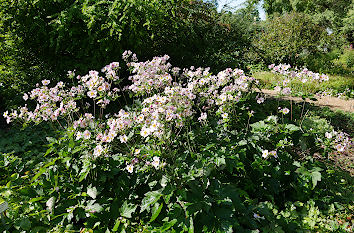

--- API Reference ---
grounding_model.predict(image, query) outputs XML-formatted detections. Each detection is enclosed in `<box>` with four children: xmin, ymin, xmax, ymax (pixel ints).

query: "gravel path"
<box><xmin>262</xmin><ymin>89</ymin><xmax>354</xmax><ymax>113</ymax></box>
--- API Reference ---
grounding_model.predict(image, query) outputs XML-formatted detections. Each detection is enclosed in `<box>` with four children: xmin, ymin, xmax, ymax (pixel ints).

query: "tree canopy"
<box><xmin>256</xmin><ymin>0</ymin><xmax>353</xmax><ymax>42</ymax></box>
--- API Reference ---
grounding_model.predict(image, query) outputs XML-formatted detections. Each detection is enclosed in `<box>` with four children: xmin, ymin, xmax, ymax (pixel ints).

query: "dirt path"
<box><xmin>261</xmin><ymin>89</ymin><xmax>354</xmax><ymax>113</ymax></box>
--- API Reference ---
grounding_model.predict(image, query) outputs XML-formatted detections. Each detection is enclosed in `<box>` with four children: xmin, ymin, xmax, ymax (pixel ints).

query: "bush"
<box><xmin>1</xmin><ymin>0</ymin><xmax>180</xmax><ymax>73</ymax></box>
<box><xmin>337</xmin><ymin>48</ymin><xmax>354</xmax><ymax>69</ymax></box>
<box><xmin>0</xmin><ymin>33</ymin><xmax>55</xmax><ymax>110</ymax></box>
<box><xmin>253</xmin><ymin>12</ymin><xmax>333</xmax><ymax>70</ymax></box>
<box><xmin>0</xmin><ymin>0</ymin><xmax>257</xmax><ymax>109</ymax></box>
<box><xmin>0</xmin><ymin>0</ymin><xmax>257</xmax><ymax>73</ymax></box>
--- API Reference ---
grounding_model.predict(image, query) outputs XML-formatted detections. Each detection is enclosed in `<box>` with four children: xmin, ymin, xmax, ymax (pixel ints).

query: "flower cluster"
<box><xmin>4</xmin><ymin>62</ymin><xmax>122</xmax><ymax>124</ymax></box>
<box><xmin>126</xmin><ymin>153</ymin><xmax>165</xmax><ymax>174</ymax></box>
<box><xmin>182</xmin><ymin>66</ymin><xmax>254</xmax><ymax>123</ymax></box>
<box><xmin>85</xmin><ymin>57</ymin><xmax>257</xmax><ymax>172</ymax></box>
<box><xmin>126</xmin><ymin>55</ymin><xmax>173</xmax><ymax>95</ymax></box>
<box><xmin>262</xmin><ymin>149</ymin><xmax>277</xmax><ymax>159</ymax></box>
<box><xmin>3</xmin><ymin>81</ymin><xmax>81</xmax><ymax>124</ymax></box>
<box><xmin>268</xmin><ymin>64</ymin><xmax>329</xmax><ymax>96</ymax></box>
<box><xmin>6</xmin><ymin>52</ymin><xmax>349</xmax><ymax>176</ymax></box>
<box><xmin>316</xmin><ymin>88</ymin><xmax>353</xmax><ymax>100</ymax></box>
<box><xmin>79</xmin><ymin>63</ymin><xmax>121</xmax><ymax>107</ymax></box>
<box><xmin>269</xmin><ymin>64</ymin><xmax>329</xmax><ymax>83</ymax></box>
<box><xmin>5</xmin><ymin>53</ymin><xmax>258</xmax><ymax>173</ymax></box>
<box><xmin>324</xmin><ymin>131</ymin><xmax>352</xmax><ymax>153</ymax></box>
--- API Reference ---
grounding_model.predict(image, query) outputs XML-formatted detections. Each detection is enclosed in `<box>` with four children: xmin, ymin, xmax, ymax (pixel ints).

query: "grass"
<box><xmin>253</xmin><ymin>71</ymin><xmax>354</xmax><ymax>97</ymax></box>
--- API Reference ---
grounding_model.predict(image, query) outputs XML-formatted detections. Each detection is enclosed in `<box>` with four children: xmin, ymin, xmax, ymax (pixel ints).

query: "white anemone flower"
<box><xmin>140</xmin><ymin>127</ymin><xmax>150</xmax><ymax>138</ymax></box>
<box><xmin>119</xmin><ymin>134</ymin><xmax>128</xmax><ymax>143</ymax></box>
<box><xmin>262</xmin><ymin>150</ymin><xmax>269</xmax><ymax>159</ymax></box>
<box><xmin>126</xmin><ymin>164</ymin><xmax>134</xmax><ymax>173</ymax></box>
<box><xmin>152</xmin><ymin>156</ymin><xmax>160</xmax><ymax>169</ymax></box>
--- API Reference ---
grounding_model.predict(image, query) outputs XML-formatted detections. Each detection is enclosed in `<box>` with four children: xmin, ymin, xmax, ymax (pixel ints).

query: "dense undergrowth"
<box><xmin>0</xmin><ymin>53</ymin><xmax>353</xmax><ymax>232</ymax></box>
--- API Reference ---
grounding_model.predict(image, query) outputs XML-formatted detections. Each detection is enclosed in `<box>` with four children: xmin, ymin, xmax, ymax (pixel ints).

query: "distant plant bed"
<box><xmin>1</xmin><ymin>53</ymin><xmax>353</xmax><ymax>232</ymax></box>
<box><xmin>253</xmin><ymin>64</ymin><xmax>354</xmax><ymax>99</ymax></box>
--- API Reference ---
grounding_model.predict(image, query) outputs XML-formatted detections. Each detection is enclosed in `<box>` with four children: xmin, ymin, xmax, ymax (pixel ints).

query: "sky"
<box><xmin>217</xmin><ymin>0</ymin><xmax>266</xmax><ymax>20</ymax></box>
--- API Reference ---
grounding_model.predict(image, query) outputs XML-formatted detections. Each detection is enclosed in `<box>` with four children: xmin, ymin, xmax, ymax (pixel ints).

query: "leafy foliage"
<box><xmin>0</xmin><ymin>0</ymin><xmax>260</xmax><ymax>109</ymax></box>
<box><xmin>260</xmin><ymin>0</ymin><xmax>353</xmax><ymax>40</ymax></box>
<box><xmin>336</xmin><ymin>48</ymin><xmax>354</xmax><ymax>70</ymax></box>
<box><xmin>1</xmin><ymin>54</ymin><xmax>352</xmax><ymax>232</ymax></box>
<box><xmin>253</xmin><ymin>12</ymin><xmax>336</xmax><ymax>70</ymax></box>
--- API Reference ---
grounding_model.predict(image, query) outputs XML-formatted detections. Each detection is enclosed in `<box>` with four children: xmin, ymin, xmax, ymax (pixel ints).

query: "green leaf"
<box><xmin>19</xmin><ymin>217</ymin><xmax>31</xmax><ymax>230</ymax></box>
<box><xmin>44</xmin><ymin>146</ymin><xmax>54</xmax><ymax>157</ymax></box>
<box><xmin>150</xmin><ymin>202</ymin><xmax>163</xmax><ymax>222</ymax></box>
<box><xmin>79</xmin><ymin>160</ymin><xmax>92</xmax><ymax>182</ymax></box>
<box><xmin>112</xmin><ymin>218</ymin><xmax>121</xmax><ymax>232</ymax></box>
<box><xmin>79</xmin><ymin>169</ymin><xmax>90</xmax><ymax>182</ymax></box>
<box><xmin>120</xmin><ymin>201</ymin><xmax>137</xmax><ymax>218</ymax></box>
<box><xmin>0</xmin><ymin>201</ymin><xmax>8</xmax><ymax>213</ymax></box>
<box><xmin>72</xmin><ymin>146</ymin><xmax>84</xmax><ymax>154</ymax></box>
<box><xmin>160</xmin><ymin>175</ymin><xmax>169</xmax><ymax>188</ymax></box>
<box><xmin>159</xmin><ymin>219</ymin><xmax>177</xmax><ymax>231</ymax></box>
<box><xmin>31</xmin><ymin>157</ymin><xmax>59</xmax><ymax>182</ymax></box>
<box><xmin>293</xmin><ymin>161</ymin><xmax>301</xmax><ymax>167</ymax></box>
<box><xmin>93</xmin><ymin>221</ymin><xmax>101</xmax><ymax>229</ymax></box>
<box><xmin>87</xmin><ymin>203</ymin><xmax>103</xmax><ymax>213</ymax></box>
<box><xmin>215</xmin><ymin>157</ymin><xmax>226</xmax><ymax>167</ymax></box>
<box><xmin>203</xmin><ymin>143</ymin><xmax>215</xmax><ymax>151</ymax></box>
<box><xmin>148</xmin><ymin>180</ymin><xmax>158</xmax><ymax>189</ymax></box>
<box><xmin>238</xmin><ymin>140</ymin><xmax>247</xmax><ymax>146</ymax></box>
<box><xmin>220</xmin><ymin>221</ymin><xmax>233</xmax><ymax>233</ymax></box>
<box><xmin>310</xmin><ymin>168</ymin><xmax>322</xmax><ymax>189</ymax></box>
<box><xmin>46</xmin><ymin>137</ymin><xmax>57</xmax><ymax>144</ymax></box>
<box><xmin>285</xmin><ymin>124</ymin><xmax>300</xmax><ymax>132</ymax></box>
<box><xmin>46</xmin><ymin>197</ymin><xmax>56</xmax><ymax>212</ymax></box>
<box><xmin>188</xmin><ymin>216</ymin><xmax>194</xmax><ymax>233</ymax></box>
<box><xmin>140</xmin><ymin>191</ymin><xmax>162</xmax><ymax>213</ymax></box>
<box><xmin>251</xmin><ymin>121</ymin><xmax>268</xmax><ymax>131</ymax></box>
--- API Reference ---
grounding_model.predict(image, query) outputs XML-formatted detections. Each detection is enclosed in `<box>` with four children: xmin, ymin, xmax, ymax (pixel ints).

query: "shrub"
<box><xmin>253</xmin><ymin>12</ymin><xmax>332</xmax><ymax>70</ymax></box>
<box><xmin>266</xmin><ymin>63</ymin><xmax>330</xmax><ymax>98</ymax></box>
<box><xmin>0</xmin><ymin>0</ymin><xmax>256</xmax><ymax>74</ymax></box>
<box><xmin>337</xmin><ymin>48</ymin><xmax>354</xmax><ymax>69</ymax></box>
<box><xmin>0</xmin><ymin>0</ymin><xmax>256</xmax><ymax>109</ymax></box>
<box><xmin>261</xmin><ymin>0</ymin><xmax>353</xmax><ymax>43</ymax></box>
<box><xmin>0</xmin><ymin>32</ymin><xmax>55</xmax><ymax>110</ymax></box>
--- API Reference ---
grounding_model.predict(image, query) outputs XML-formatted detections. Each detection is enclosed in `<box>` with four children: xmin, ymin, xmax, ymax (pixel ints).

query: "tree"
<box><xmin>342</xmin><ymin>1</ymin><xmax>354</xmax><ymax>44</ymax></box>
<box><xmin>256</xmin><ymin>0</ymin><xmax>353</xmax><ymax>40</ymax></box>
<box><xmin>253</xmin><ymin>12</ymin><xmax>331</xmax><ymax>68</ymax></box>
<box><xmin>203</xmin><ymin>0</ymin><xmax>218</xmax><ymax>8</ymax></box>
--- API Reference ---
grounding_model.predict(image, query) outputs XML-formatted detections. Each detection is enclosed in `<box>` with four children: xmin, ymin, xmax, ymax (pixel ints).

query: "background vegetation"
<box><xmin>0</xmin><ymin>0</ymin><xmax>353</xmax><ymax>109</ymax></box>
<box><xmin>0</xmin><ymin>0</ymin><xmax>353</xmax><ymax>232</ymax></box>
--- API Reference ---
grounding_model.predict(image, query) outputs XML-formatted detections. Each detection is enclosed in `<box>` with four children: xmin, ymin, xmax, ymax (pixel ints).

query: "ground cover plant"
<box><xmin>1</xmin><ymin>52</ymin><xmax>353</xmax><ymax>232</ymax></box>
